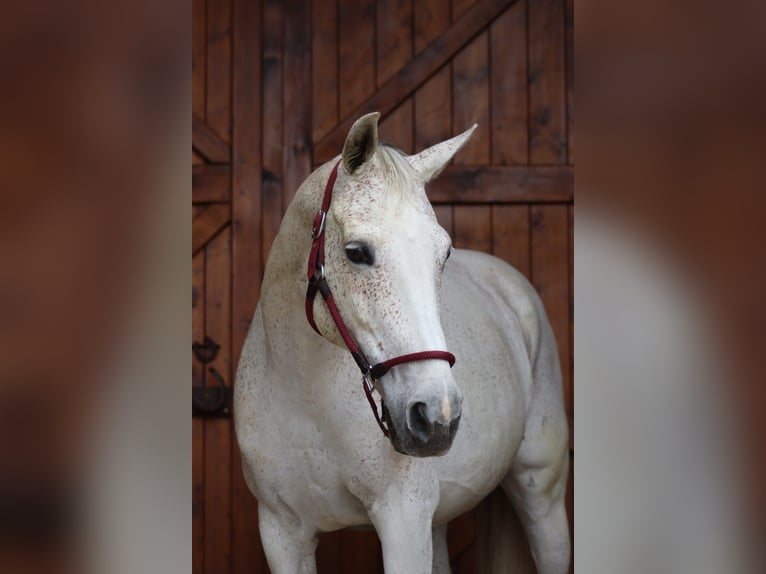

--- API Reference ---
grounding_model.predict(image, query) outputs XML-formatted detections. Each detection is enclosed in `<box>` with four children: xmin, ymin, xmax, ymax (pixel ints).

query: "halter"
<box><xmin>305</xmin><ymin>161</ymin><xmax>456</xmax><ymax>437</ymax></box>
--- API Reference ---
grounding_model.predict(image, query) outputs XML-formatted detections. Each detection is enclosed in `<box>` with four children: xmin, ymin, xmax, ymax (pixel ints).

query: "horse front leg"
<box><xmin>258</xmin><ymin>504</ymin><xmax>318</xmax><ymax>574</ymax></box>
<box><xmin>431</xmin><ymin>523</ymin><xmax>451</xmax><ymax>574</ymax></box>
<box><xmin>368</xmin><ymin>482</ymin><xmax>439</xmax><ymax>574</ymax></box>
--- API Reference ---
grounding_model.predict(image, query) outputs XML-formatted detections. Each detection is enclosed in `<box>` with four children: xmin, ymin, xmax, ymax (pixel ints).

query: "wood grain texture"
<box><xmin>341</xmin><ymin>530</ymin><xmax>382</xmax><ymax>573</ymax></box>
<box><xmin>453</xmin><ymin>0</ymin><xmax>481</xmax><ymax>21</ymax></box>
<box><xmin>193</xmin><ymin>165</ymin><xmax>231</xmax><ymax>203</ymax></box>
<box><xmin>282</xmin><ymin>0</ymin><xmax>312</xmax><ymax>209</ymax></box>
<box><xmin>377</xmin><ymin>0</ymin><xmax>414</xmax><ymax>153</ymax></box>
<box><xmin>452</xmin><ymin>30</ymin><xmax>490</xmax><ymax>164</ymax></box>
<box><xmin>377</xmin><ymin>0</ymin><xmax>413</xmax><ymax>86</ymax></box>
<box><xmin>379</xmin><ymin>100</ymin><xmax>414</xmax><ymax>153</ymax></box>
<box><xmin>193</xmin><ymin>204</ymin><xmax>230</xmax><ymax>255</ymax></box>
<box><xmin>528</xmin><ymin>0</ymin><xmax>566</xmax><ymax>164</ymax></box>
<box><xmin>207</xmin><ymin>0</ymin><xmax>232</xmax><ymax>142</ymax></box>
<box><xmin>316</xmin><ymin>531</ymin><xmax>342</xmax><ymax>573</ymax></box>
<box><xmin>491</xmin><ymin>0</ymin><xmax>528</xmax><ymax>165</ymax></box>
<box><xmin>204</xmin><ymin>227</ymin><xmax>232</xmax><ymax>574</ymax></box>
<box><xmin>492</xmin><ymin>204</ymin><xmax>530</xmax><ymax>276</ymax></box>
<box><xmin>433</xmin><ymin>204</ymin><xmax>454</xmax><ymax>238</ymax></box>
<box><xmin>193</xmin><ymin>252</ymin><xmax>206</xmax><ymax>574</ymax></box>
<box><xmin>412</xmin><ymin>0</ymin><xmax>452</xmax><ymax>150</ymax></box>
<box><xmin>530</xmin><ymin>205</ymin><xmax>570</xmax><ymax>426</ymax></box>
<box><xmin>565</xmin><ymin>0</ymin><xmax>574</xmax><ymax>164</ymax></box>
<box><xmin>312</xmin><ymin>0</ymin><xmax>339</xmax><ymax>143</ymax></box>
<box><xmin>447</xmin><ymin>511</ymin><xmax>476</xmax><ymax>569</ymax></box>
<box><xmin>193</xmin><ymin>115</ymin><xmax>231</xmax><ymax>163</ymax></box>
<box><xmin>414</xmin><ymin>65</ymin><xmax>452</xmax><ymax>151</ymax></box>
<box><xmin>427</xmin><ymin>165</ymin><xmax>573</xmax><ymax>203</ymax></box>
<box><xmin>339</xmin><ymin>0</ymin><xmax>376</xmax><ymax>117</ymax></box>
<box><xmin>315</xmin><ymin>0</ymin><xmax>514</xmax><ymax>162</ymax></box>
<box><xmin>453</xmin><ymin>205</ymin><xmax>492</xmax><ymax>252</ymax></box>
<box><xmin>192</xmin><ymin>0</ymin><xmax>206</xmax><ymax>119</ymax></box>
<box><xmin>231</xmin><ymin>0</ymin><xmax>265</xmax><ymax>571</ymax></box>
<box><xmin>414</xmin><ymin>0</ymin><xmax>451</xmax><ymax>52</ymax></box>
<box><xmin>262</xmin><ymin>0</ymin><xmax>284</xmax><ymax>264</ymax></box>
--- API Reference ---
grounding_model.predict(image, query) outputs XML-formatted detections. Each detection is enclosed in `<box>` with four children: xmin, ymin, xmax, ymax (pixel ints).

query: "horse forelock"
<box><xmin>375</xmin><ymin>144</ymin><xmax>420</xmax><ymax>199</ymax></box>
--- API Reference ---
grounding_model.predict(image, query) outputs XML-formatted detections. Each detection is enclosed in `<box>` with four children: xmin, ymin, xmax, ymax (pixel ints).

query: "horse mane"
<box><xmin>375</xmin><ymin>144</ymin><xmax>421</xmax><ymax>202</ymax></box>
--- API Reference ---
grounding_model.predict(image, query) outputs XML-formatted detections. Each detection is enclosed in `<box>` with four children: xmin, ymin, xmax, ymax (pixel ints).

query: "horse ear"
<box><xmin>342</xmin><ymin>112</ymin><xmax>380</xmax><ymax>175</ymax></box>
<box><xmin>407</xmin><ymin>124</ymin><xmax>478</xmax><ymax>182</ymax></box>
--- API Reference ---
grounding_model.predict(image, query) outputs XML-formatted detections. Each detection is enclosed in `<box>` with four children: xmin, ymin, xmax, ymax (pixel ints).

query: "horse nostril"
<box><xmin>449</xmin><ymin>413</ymin><xmax>461</xmax><ymax>438</ymax></box>
<box><xmin>407</xmin><ymin>401</ymin><xmax>432</xmax><ymax>443</ymax></box>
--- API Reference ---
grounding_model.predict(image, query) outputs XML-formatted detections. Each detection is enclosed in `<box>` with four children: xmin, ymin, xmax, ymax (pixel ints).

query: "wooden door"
<box><xmin>192</xmin><ymin>0</ymin><xmax>573</xmax><ymax>572</ymax></box>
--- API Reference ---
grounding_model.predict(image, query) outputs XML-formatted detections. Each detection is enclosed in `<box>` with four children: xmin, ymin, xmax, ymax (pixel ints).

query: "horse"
<box><xmin>234</xmin><ymin>112</ymin><xmax>570</xmax><ymax>574</ymax></box>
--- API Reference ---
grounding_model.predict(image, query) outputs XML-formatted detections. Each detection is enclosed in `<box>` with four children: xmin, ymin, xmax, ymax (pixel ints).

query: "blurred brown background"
<box><xmin>192</xmin><ymin>0</ymin><xmax>573</xmax><ymax>572</ymax></box>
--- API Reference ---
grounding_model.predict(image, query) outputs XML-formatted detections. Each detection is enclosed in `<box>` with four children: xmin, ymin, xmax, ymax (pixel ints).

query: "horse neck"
<box><xmin>259</xmin><ymin>160</ymin><xmax>337</xmax><ymax>343</ymax></box>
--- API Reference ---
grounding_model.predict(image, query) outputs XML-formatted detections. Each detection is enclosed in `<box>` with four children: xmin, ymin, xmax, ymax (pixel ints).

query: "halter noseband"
<box><xmin>305</xmin><ymin>160</ymin><xmax>456</xmax><ymax>437</ymax></box>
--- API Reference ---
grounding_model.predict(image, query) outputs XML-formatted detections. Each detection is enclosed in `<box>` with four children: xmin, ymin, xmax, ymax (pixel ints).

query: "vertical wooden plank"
<box><xmin>232</xmin><ymin>0</ymin><xmax>265</xmax><ymax>571</ymax></box>
<box><xmin>528</xmin><ymin>0</ymin><xmax>566</xmax><ymax>164</ymax></box>
<box><xmin>565</xmin><ymin>0</ymin><xmax>574</xmax><ymax>164</ymax></box>
<box><xmin>283</xmin><ymin>0</ymin><xmax>313</xmax><ymax>209</ymax></box>
<box><xmin>312</xmin><ymin>0</ymin><xmax>339</xmax><ymax>143</ymax></box>
<box><xmin>204</xmin><ymin>226</ymin><xmax>232</xmax><ymax>574</ymax></box>
<box><xmin>452</xmin><ymin>0</ymin><xmax>480</xmax><ymax>20</ymax></box>
<box><xmin>448</xmin><ymin>511</ymin><xmax>476</xmax><ymax>569</ymax></box>
<box><xmin>192</xmin><ymin>252</ymin><xmax>205</xmax><ymax>574</ymax></box>
<box><xmin>414</xmin><ymin>66</ymin><xmax>452</xmax><ymax>150</ymax></box>
<box><xmin>433</xmin><ymin>205</ymin><xmax>454</xmax><ymax>238</ymax></box>
<box><xmin>379</xmin><ymin>101</ymin><xmax>414</xmax><ymax>153</ymax></box>
<box><xmin>341</xmin><ymin>531</ymin><xmax>382</xmax><ymax>573</ymax></box>
<box><xmin>491</xmin><ymin>205</ymin><xmax>530</xmax><ymax>277</ymax></box>
<box><xmin>316</xmin><ymin>531</ymin><xmax>343</xmax><ymax>573</ymax></box>
<box><xmin>376</xmin><ymin>0</ymin><xmax>412</xmax><ymax>85</ymax></box>
<box><xmin>207</xmin><ymin>0</ymin><xmax>232</xmax><ymax>141</ymax></box>
<box><xmin>452</xmin><ymin>31</ymin><xmax>490</xmax><ymax>164</ymax></box>
<box><xmin>530</xmin><ymin>205</ymin><xmax>570</xmax><ymax>426</ymax></box>
<box><xmin>262</xmin><ymin>0</ymin><xmax>283</xmax><ymax>264</ymax></box>
<box><xmin>193</xmin><ymin>0</ymin><xmax>206</xmax><ymax>119</ymax></box>
<box><xmin>490</xmin><ymin>0</ymin><xmax>528</xmax><ymax>165</ymax></box>
<box><xmin>413</xmin><ymin>0</ymin><xmax>450</xmax><ymax>53</ymax></box>
<box><xmin>377</xmin><ymin>0</ymin><xmax>413</xmax><ymax>153</ymax></box>
<box><xmin>413</xmin><ymin>0</ymin><xmax>451</xmax><ymax>151</ymax></box>
<box><xmin>453</xmin><ymin>206</ymin><xmax>491</xmax><ymax>252</ymax></box>
<box><xmin>451</xmin><ymin>546</ymin><xmax>477</xmax><ymax>574</ymax></box>
<box><xmin>339</xmin><ymin>0</ymin><xmax>376</xmax><ymax>117</ymax></box>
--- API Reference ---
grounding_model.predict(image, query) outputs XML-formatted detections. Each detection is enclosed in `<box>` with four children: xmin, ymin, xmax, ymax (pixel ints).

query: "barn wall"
<box><xmin>192</xmin><ymin>0</ymin><xmax>573</xmax><ymax>572</ymax></box>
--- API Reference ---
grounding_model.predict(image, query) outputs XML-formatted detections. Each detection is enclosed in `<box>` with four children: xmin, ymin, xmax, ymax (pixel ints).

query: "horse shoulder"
<box><xmin>448</xmin><ymin>249</ymin><xmax>544</xmax><ymax>366</ymax></box>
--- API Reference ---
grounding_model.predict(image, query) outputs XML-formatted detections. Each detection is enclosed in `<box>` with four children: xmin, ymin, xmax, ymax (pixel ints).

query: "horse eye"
<box><xmin>446</xmin><ymin>247</ymin><xmax>452</xmax><ymax>260</ymax></box>
<box><xmin>345</xmin><ymin>243</ymin><xmax>374</xmax><ymax>265</ymax></box>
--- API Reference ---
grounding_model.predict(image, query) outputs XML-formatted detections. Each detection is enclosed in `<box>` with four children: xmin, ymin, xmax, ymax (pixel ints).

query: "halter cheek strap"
<box><xmin>305</xmin><ymin>160</ymin><xmax>456</xmax><ymax>437</ymax></box>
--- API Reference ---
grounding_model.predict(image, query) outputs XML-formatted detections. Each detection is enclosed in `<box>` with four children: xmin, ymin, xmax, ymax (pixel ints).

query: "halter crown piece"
<box><xmin>305</xmin><ymin>160</ymin><xmax>456</xmax><ymax>437</ymax></box>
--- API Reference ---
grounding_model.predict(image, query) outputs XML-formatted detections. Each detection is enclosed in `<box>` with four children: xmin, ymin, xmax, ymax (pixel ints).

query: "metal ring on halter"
<box><xmin>362</xmin><ymin>371</ymin><xmax>376</xmax><ymax>395</ymax></box>
<box><xmin>313</xmin><ymin>263</ymin><xmax>325</xmax><ymax>280</ymax></box>
<box><xmin>312</xmin><ymin>210</ymin><xmax>327</xmax><ymax>239</ymax></box>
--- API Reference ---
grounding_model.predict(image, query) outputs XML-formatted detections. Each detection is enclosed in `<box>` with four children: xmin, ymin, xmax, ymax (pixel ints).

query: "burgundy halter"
<box><xmin>305</xmin><ymin>161</ymin><xmax>456</xmax><ymax>437</ymax></box>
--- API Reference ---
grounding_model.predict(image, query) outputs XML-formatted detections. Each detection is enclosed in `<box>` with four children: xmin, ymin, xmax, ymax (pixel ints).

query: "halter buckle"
<box><xmin>362</xmin><ymin>370</ymin><xmax>378</xmax><ymax>396</ymax></box>
<box><xmin>312</xmin><ymin>209</ymin><xmax>327</xmax><ymax>239</ymax></box>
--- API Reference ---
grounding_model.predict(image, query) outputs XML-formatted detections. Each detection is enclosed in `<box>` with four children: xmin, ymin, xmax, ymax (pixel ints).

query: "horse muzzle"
<box><xmin>387</xmin><ymin>392</ymin><xmax>462</xmax><ymax>457</ymax></box>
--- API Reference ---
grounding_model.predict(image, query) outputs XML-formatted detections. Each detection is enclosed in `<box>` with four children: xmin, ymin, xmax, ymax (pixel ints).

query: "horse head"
<box><xmin>310</xmin><ymin>112</ymin><xmax>476</xmax><ymax>456</ymax></box>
